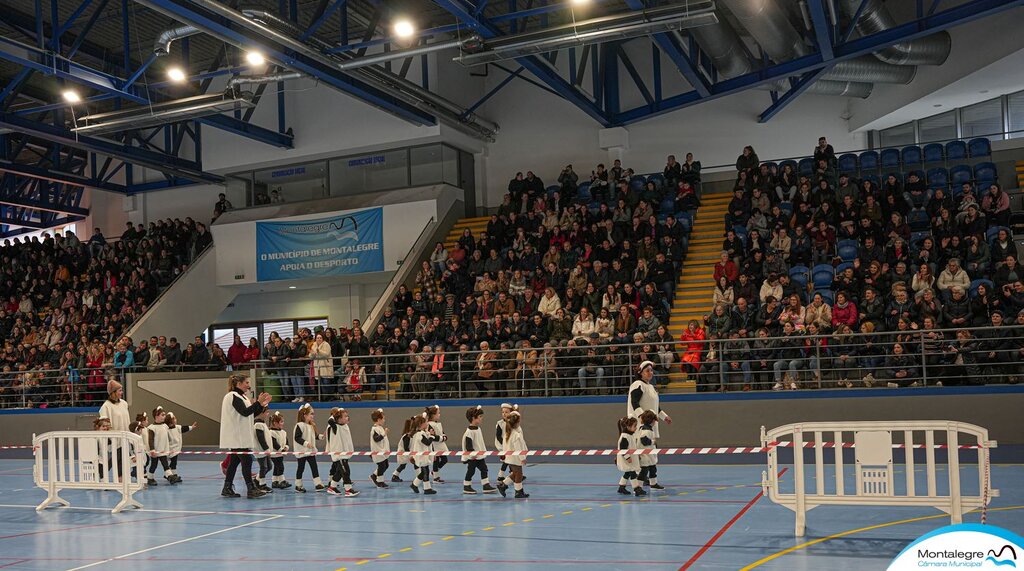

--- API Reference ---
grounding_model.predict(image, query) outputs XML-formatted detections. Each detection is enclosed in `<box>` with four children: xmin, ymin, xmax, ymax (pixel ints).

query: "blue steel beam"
<box><xmin>622</xmin><ymin>0</ymin><xmax>711</xmax><ymax>98</ymax></box>
<box><xmin>0</xmin><ymin>112</ymin><xmax>223</xmax><ymax>183</ymax></box>
<box><xmin>0</xmin><ymin>213</ymin><xmax>83</xmax><ymax>231</ymax></box>
<box><xmin>137</xmin><ymin>0</ymin><xmax>434</xmax><ymax>126</ymax></box>
<box><xmin>807</xmin><ymin>0</ymin><xmax>834</xmax><ymax>60</ymax></box>
<box><xmin>0</xmin><ymin>193</ymin><xmax>89</xmax><ymax>217</ymax></box>
<box><xmin>0</xmin><ymin>158</ymin><xmax>127</xmax><ymax>194</ymax></box>
<box><xmin>614</xmin><ymin>0</ymin><xmax>1024</xmax><ymax>125</ymax></box>
<box><xmin>758</xmin><ymin>68</ymin><xmax>832</xmax><ymax>123</ymax></box>
<box><xmin>301</xmin><ymin>0</ymin><xmax>346</xmax><ymax>41</ymax></box>
<box><xmin>431</xmin><ymin>0</ymin><xmax>610</xmax><ymax>125</ymax></box>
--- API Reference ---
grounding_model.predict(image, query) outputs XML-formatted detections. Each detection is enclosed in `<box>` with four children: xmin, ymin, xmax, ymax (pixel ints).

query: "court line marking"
<box><xmin>65</xmin><ymin>514</ymin><xmax>281</xmax><ymax>571</ymax></box>
<box><xmin>740</xmin><ymin>505</ymin><xmax>1024</xmax><ymax>570</ymax></box>
<box><xmin>0</xmin><ymin>503</ymin><xmax>270</xmax><ymax>517</ymax></box>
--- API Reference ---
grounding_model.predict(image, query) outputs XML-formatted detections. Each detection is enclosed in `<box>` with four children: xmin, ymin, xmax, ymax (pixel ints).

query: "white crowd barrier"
<box><xmin>33</xmin><ymin>431</ymin><xmax>146</xmax><ymax>514</ymax></box>
<box><xmin>760</xmin><ymin>421</ymin><xmax>998</xmax><ymax>536</ymax></box>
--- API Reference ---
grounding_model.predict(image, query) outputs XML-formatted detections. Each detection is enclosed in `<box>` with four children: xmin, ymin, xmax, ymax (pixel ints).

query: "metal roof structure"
<box><xmin>0</xmin><ymin>0</ymin><xmax>1021</xmax><ymax>237</ymax></box>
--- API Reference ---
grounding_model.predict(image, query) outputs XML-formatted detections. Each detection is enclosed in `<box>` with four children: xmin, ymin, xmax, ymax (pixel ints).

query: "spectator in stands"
<box><xmin>937</xmin><ymin>259</ymin><xmax>971</xmax><ymax>302</ymax></box>
<box><xmin>736</xmin><ymin>146</ymin><xmax>759</xmax><ymax>178</ymax></box>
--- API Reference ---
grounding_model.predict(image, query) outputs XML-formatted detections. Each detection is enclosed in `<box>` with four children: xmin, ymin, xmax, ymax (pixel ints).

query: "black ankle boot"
<box><xmin>221</xmin><ymin>484</ymin><xmax>240</xmax><ymax>498</ymax></box>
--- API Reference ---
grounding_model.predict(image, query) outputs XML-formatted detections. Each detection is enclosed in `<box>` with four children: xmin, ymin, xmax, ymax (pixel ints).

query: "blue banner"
<box><xmin>256</xmin><ymin>207</ymin><xmax>384</xmax><ymax>281</ymax></box>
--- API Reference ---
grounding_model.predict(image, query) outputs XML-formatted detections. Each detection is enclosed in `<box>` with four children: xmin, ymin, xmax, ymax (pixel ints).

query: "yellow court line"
<box><xmin>740</xmin><ymin>506</ymin><xmax>1024</xmax><ymax>570</ymax></box>
<box><xmin>581</xmin><ymin>507</ymin><xmax>592</xmax><ymax>511</ymax></box>
<box><xmin>599</xmin><ymin>504</ymin><xmax>613</xmax><ymax>508</ymax></box>
<box><xmin>355</xmin><ymin>561</ymin><xmax>371</xmax><ymax>566</ymax></box>
<box><xmin>441</xmin><ymin>536</ymin><xmax>455</xmax><ymax>541</ymax></box>
<box><xmin>399</xmin><ymin>547</ymin><xmax>413</xmax><ymax>552</ymax></box>
<box><xmin>482</xmin><ymin>526</ymin><xmax>495</xmax><ymax>531</ymax></box>
<box><xmin>420</xmin><ymin>541</ymin><xmax>434</xmax><ymax>547</ymax></box>
<box><xmin>562</xmin><ymin>510</ymin><xmax>573</xmax><ymax>515</ymax></box>
<box><xmin>502</xmin><ymin>522</ymin><xmax>516</xmax><ymax>527</ymax></box>
<box><xmin>461</xmin><ymin>531</ymin><xmax>476</xmax><ymax>536</ymax></box>
<box><xmin>377</xmin><ymin>553</ymin><xmax>391</xmax><ymax>559</ymax></box>
<box><xmin>522</xmin><ymin>518</ymin><xmax>535</xmax><ymax>522</ymax></box>
<box><xmin>542</xmin><ymin>514</ymin><xmax>555</xmax><ymax>518</ymax></box>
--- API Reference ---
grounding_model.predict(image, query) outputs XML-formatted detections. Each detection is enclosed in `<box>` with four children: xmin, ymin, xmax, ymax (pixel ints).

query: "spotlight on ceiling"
<box><xmin>167</xmin><ymin>67</ymin><xmax>187</xmax><ymax>83</ymax></box>
<box><xmin>62</xmin><ymin>90</ymin><xmax>81</xmax><ymax>104</ymax></box>
<box><xmin>571</xmin><ymin>0</ymin><xmax>590</xmax><ymax>5</ymax></box>
<box><xmin>393</xmin><ymin>19</ymin><xmax>415</xmax><ymax>39</ymax></box>
<box><xmin>246</xmin><ymin>51</ymin><xmax>266</xmax><ymax>66</ymax></box>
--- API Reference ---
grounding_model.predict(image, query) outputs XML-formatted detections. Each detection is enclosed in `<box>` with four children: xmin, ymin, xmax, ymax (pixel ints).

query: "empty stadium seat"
<box><xmin>880</xmin><ymin>148</ymin><xmax>901</xmax><ymax>169</ymax></box>
<box><xmin>859</xmin><ymin>151</ymin><xmax>879</xmax><ymax>172</ymax></box>
<box><xmin>974</xmin><ymin>162</ymin><xmax>997</xmax><ymax>185</ymax></box>
<box><xmin>659</xmin><ymin>197</ymin><xmax>675</xmax><ymax>213</ymax></box>
<box><xmin>926</xmin><ymin>167</ymin><xmax>948</xmax><ymax>188</ymax></box>
<box><xmin>798</xmin><ymin>158</ymin><xmax>815</xmax><ymax>176</ymax></box>
<box><xmin>815</xmin><ymin>290</ymin><xmax>835</xmax><ymax>304</ymax></box>
<box><xmin>968</xmin><ymin>137</ymin><xmax>992</xmax><ymax>158</ymax></box>
<box><xmin>986</xmin><ymin>225</ymin><xmax>1011</xmax><ymax>244</ymax></box>
<box><xmin>922</xmin><ymin>143</ymin><xmax>944</xmax><ymax>164</ymax></box>
<box><xmin>838</xmin><ymin>153</ymin><xmax>858</xmax><ymax>174</ymax></box>
<box><xmin>812</xmin><ymin>264</ymin><xmax>835</xmax><ymax>289</ymax></box>
<box><xmin>779</xmin><ymin>159</ymin><xmax>798</xmax><ymax>174</ymax></box>
<box><xmin>950</xmin><ymin>164</ymin><xmax>972</xmax><ymax>185</ymax></box>
<box><xmin>546</xmin><ymin>184</ymin><xmax>560</xmax><ymax>197</ymax></box>
<box><xmin>901</xmin><ymin>146</ymin><xmax>922</xmax><ymax>167</ymax></box>
<box><xmin>908</xmin><ymin>208</ymin><xmax>930</xmax><ymax>232</ymax></box>
<box><xmin>647</xmin><ymin>173</ymin><xmax>665</xmax><ymax>190</ymax></box>
<box><xmin>789</xmin><ymin>265</ymin><xmax>809</xmax><ymax>287</ymax></box>
<box><xmin>779</xmin><ymin>201</ymin><xmax>794</xmax><ymax>216</ymax></box>
<box><xmin>946</xmin><ymin>140</ymin><xmax>967</xmax><ymax>161</ymax></box>
<box><xmin>837</xmin><ymin>240</ymin><xmax>858</xmax><ymax>262</ymax></box>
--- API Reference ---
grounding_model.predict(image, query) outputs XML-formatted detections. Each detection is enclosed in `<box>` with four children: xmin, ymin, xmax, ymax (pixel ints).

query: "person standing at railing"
<box><xmin>219</xmin><ymin>373</ymin><xmax>271</xmax><ymax>499</ymax></box>
<box><xmin>310</xmin><ymin>332</ymin><xmax>335</xmax><ymax>399</ymax></box>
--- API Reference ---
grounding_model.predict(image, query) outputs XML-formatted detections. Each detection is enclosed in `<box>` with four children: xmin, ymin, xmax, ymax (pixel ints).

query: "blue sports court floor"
<box><xmin>0</xmin><ymin>456</ymin><xmax>1020</xmax><ymax>570</ymax></box>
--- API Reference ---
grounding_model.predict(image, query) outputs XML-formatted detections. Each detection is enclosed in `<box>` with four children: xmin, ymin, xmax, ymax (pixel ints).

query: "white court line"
<box><xmin>0</xmin><ymin>503</ymin><xmax>271</xmax><ymax>517</ymax></box>
<box><xmin>64</xmin><ymin>514</ymin><xmax>282</xmax><ymax>571</ymax></box>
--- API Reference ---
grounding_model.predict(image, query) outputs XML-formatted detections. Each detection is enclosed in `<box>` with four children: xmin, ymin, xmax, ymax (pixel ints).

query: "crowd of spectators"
<box><xmin>693</xmin><ymin>136</ymin><xmax>1023</xmax><ymax>391</ymax></box>
<box><xmin>0</xmin><ymin>218</ymin><xmax>213</xmax><ymax>407</ymax></box>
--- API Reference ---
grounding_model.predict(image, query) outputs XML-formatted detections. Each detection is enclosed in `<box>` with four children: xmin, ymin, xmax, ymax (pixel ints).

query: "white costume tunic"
<box><xmin>270</xmin><ymin>428</ymin><xmax>289</xmax><ymax>457</ymax></box>
<box><xmin>462</xmin><ymin>426</ymin><xmax>487</xmax><ymax>462</ymax></box>
<box><xmin>370</xmin><ymin>425</ymin><xmax>390</xmax><ymax>463</ymax></box>
<box><xmin>148</xmin><ymin>423</ymin><xmax>170</xmax><ymax>457</ymax></box>
<box><xmin>627</xmin><ymin>379</ymin><xmax>669</xmax><ymax>438</ymax></box>
<box><xmin>254</xmin><ymin>420</ymin><xmax>272</xmax><ymax>453</ymax></box>
<box><xmin>396</xmin><ymin>434</ymin><xmax>412</xmax><ymax>465</ymax></box>
<box><xmin>167</xmin><ymin>424</ymin><xmax>193</xmax><ymax>457</ymax></box>
<box><xmin>325</xmin><ymin>419</ymin><xmax>354</xmax><ymax>461</ymax></box>
<box><xmin>503</xmin><ymin>427</ymin><xmax>527</xmax><ymax>467</ymax></box>
<box><xmin>411</xmin><ymin>429</ymin><xmax>437</xmax><ymax>468</ymax></box>
<box><xmin>494</xmin><ymin>418</ymin><xmax>507</xmax><ymax>451</ymax></box>
<box><xmin>293</xmin><ymin>422</ymin><xmax>319</xmax><ymax>458</ymax></box>
<box><xmin>616</xmin><ymin>431</ymin><xmax>641</xmax><ymax>472</ymax></box>
<box><xmin>98</xmin><ymin>399</ymin><xmax>130</xmax><ymax>432</ymax></box>
<box><xmin>428</xmin><ymin>420</ymin><xmax>449</xmax><ymax>454</ymax></box>
<box><xmin>219</xmin><ymin>390</ymin><xmax>258</xmax><ymax>449</ymax></box>
<box><xmin>637</xmin><ymin>423</ymin><xmax>658</xmax><ymax>467</ymax></box>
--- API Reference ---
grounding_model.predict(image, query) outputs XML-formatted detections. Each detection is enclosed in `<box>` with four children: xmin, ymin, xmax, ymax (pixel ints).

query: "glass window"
<box><xmin>212</xmin><ymin>328</ymin><xmax>235</xmax><ymax>351</ymax></box>
<box><xmin>1008</xmin><ymin>91</ymin><xmax>1024</xmax><ymax>140</ymax></box>
<box><xmin>297</xmin><ymin>318</ymin><xmax>329</xmax><ymax>334</ymax></box>
<box><xmin>237</xmin><ymin>326</ymin><xmax>258</xmax><ymax>345</ymax></box>
<box><xmin>410</xmin><ymin>144</ymin><xmax>444</xmax><ymax>184</ymax></box>
<box><xmin>880</xmin><ymin>122</ymin><xmax>915</xmax><ymax>147</ymax></box>
<box><xmin>918</xmin><ymin>111</ymin><xmax>957</xmax><ymax>144</ymax></box>
<box><xmin>442</xmin><ymin>144</ymin><xmax>460</xmax><ymax>186</ymax></box>
<box><xmin>329</xmin><ymin>149</ymin><xmax>410</xmax><ymax>196</ymax></box>
<box><xmin>253</xmin><ymin>161</ymin><xmax>328</xmax><ymax>205</ymax></box>
<box><xmin>961</xmin><ymin>98</ymin><xmax>1002</xmax><ymax>139</ymax></box>
<box><xmin>263</xmin><ymin>321</ymin><xmax>295</xmax><ymax>345</ymax></box>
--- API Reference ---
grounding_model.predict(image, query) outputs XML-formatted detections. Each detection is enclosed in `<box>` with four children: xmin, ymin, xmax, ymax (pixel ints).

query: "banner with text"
<box><xmin>256</xmin><ymin>207</ymin><xmax>384</xmax><ymax>281</ymax></box>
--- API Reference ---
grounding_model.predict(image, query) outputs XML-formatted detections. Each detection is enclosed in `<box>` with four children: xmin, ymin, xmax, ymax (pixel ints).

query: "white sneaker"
<box><xmin>936</xmin><ymin>381</ymin><xmax>943</xmax><ymax>386</ymax></box>
<box><xmin>887</xmin><ymin>382</ymin><xmax>899</xmax><ymax>388</ymax></box>
<box><xmin>863</xmin><ymin>374</ymin><xmax>875</xmax><ymax>387</ymax></box>
<box><xmin>910</xmin><ymin>381</ymin><xmax>919</xmax><ymax>387</ymax></box>
<box><xmin>772</xmin><ymin>382</ymin><xmax>783</xmax><ymax>391</ymax></box>
<box><xmin>788</xmin><ymin>381</ymin><xmax>798</xmax><ymax>390</ymax></box>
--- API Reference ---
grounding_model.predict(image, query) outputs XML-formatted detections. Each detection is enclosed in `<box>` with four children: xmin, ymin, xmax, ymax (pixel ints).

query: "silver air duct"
<box><xmin>227</xmin><ymin>72</ymin><xmax>305</xmax><ymax>88</ymax></box>
<box><xmin>718</xmin><ymin>0</ymin><xmax>810</xmax><ymax>62</ymax></box>
<box><xmin>154</xmin><ymin>25</ymin><xmax>201</xmax><ymax>55</ymax></box>
<box><xmin>838</xmin><ymin>0</ymin><xmax>951</xmax><ymax>65</ymax></box>
<box><xmin>338</xmin><ymin>37</ymin><xmax>481</xmax><ymax>71</ymax></box>
<box><xmin>824</xmin><ymin>56</ymin><xmax>916</xmax><ymax>84</ymax></box>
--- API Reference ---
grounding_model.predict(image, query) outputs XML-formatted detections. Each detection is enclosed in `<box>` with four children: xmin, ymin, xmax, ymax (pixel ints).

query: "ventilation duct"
<box><xmin>227</xmin><ymin>72</ymin><xmax>305</xmax><ymax>88</ymax></box>
<box><xmin>154</xmin><ymin>25</ymin><xmax>201</xmax><ymax>56</ymax></box>
<box><xmin>71</xmin><ymin>91</ymin><xmax>255</xmax><ymax>135</ymax></box>
<box><xmin>762</xmin><ymin>79</ymin><xmax>872</xmax><ymax>98</ymax></box>
<box><xmin>838</xmin><ymin>0</ymin><xmax>951</xmax><ymax>65</ymax></box>
<box><xmin>824</xmin><ymin>56</ymin><xmax>916</xmax><ymax>84</ymax></box>
<box><xmin>338</xmin><ymin>37</ymin><xmax>482</xmax><ymax>71</ymax></box>
<box><xmin>454</xmin><ymin>2</ymin><xmax>719</xmax><ymax>66</ymax></box>
<box><xmin>718</xmin><ymin>0</ymin><xmax>810</xmax><ymax>62</ymax></box>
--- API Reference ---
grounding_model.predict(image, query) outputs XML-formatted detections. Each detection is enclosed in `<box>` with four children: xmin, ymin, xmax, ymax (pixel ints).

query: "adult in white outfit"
<box><xmin>627</xmin><ymin>361</ymin><xmax>672</xmax><ymax>438</ymax></box>
<box><xmin>98</xmin><ymin>379</ymin><xmax>131</xmax><ymax>479</ymax></box>
<box><xmin>219</xmin><ymin>373</ymin><xmax>272</xmax><ymax>499</ymax></box>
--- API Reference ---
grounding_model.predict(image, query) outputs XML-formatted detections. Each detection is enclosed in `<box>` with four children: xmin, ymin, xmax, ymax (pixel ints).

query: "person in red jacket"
<box><xmin>831</xmin><ymin>291</ymin><xmax>859</xmax><ymax>329</ymax></box>
<box><xmin>227</xmin><ymin>335</ymin><xmax>248</xmax><ymax>368</ymax></box>
<box><xmin>713</xmin><ymin>251</ymin><xmax>739</xmax><ymax>284</ymax></box>
<box><xmin>243</xmin><ymin>338</ymin><xmax>262</xmax><ymax>364</ymax></box>
<box><xmin>679</xmin><ymin>320</ymin><xmax>707</xmax><ymax>377</ymax></box>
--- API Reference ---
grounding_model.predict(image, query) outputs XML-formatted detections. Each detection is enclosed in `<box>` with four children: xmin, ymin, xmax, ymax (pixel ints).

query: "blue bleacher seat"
<box><xmin>863</xmin><ymin>174</ymin><xmax>881</xmax><ymax>188</ymax></box>
<box><xmin>812</xmin><ymin>264</ymin><xmax>835</xmax><ymax>289</ymax></box>
<box><xmin>835</xmin><ymin>261</ymin><xmax>853</xmax><ymax>274</ymax></box>
<box><xmin>762</xmin><ymin>161</ymin><xmax>778</xmax><ymax>172</ymax></box>
<box><xmin>789</xmin><ymin>265</ymin><xmax>809</xmax><ymax>287</ymax></box>
<box><xmin>908</xmin><ymin>208</ymin><xmax>930</xmax><ymax>232</ymax></box>
<box><xmin>837</xmin><ymin>240</ymin><xmax>858</xmax><ymax>262</ymax></box>
<box><xmin>949</xmin><ymin>164</ymin><xmax>972</xmax><ymax>186</ymax></box>
<box><xmin>923</xmin><ymin>143</ymin><xmax>944</xmax><ymax>164</ymax></box>
<box><xmin>576</xmin><ymin>181</ymin><xmax>591</xmax><ymax>195</ymax></box>
<box><xmin>986</xmin><ymin>225</ymin><xmax>1010</xmax><ymax>244</ymax></box>
<box><xmin>910</xmin><ymin>230</ymin><xmax>932</xmax><ymax>246</ymax></box>
<box><xmin>546</xmin><ymin>185</ymin><xmax>559</xmax><ymax>197</ymax></box>
<box><xmin>926</xmin><ymin>167</ymin><xmax>948</xmax><ymax>188</ymax></box>
<box><xmin>629</xmin><ymin>176</ymin><xmax>645</xmax><ymax>192</ymax></box>
<box><xmin>974</xmin><ymin>162</ymin><xmax>997</xmax><ymax>185</ymax></box>
<box><xmin>647</xmin><ymin>174</ymin><xmax>665</xmax><ymax>190</ymax></box>
<box><xmin>838</xmin><ymin>153</ymin><xmax>858</xmax><ymax>174</ymax></box>
<box><xmin>968</xmin><ymin>137</ymin><xmax>992</xmax><ymax>158</ymax></box>
<box><xmin>946</xmin><ymin>140</ymin><xmax>967</xmax><ymax>161</ymax></box>
<box><xmin>814</xmin><ymin>290</ymin><xmax>835</xmax><ymax>304</ymax></box>
<box><xmin>859</xmin><ymin>151</ymin><xmax>879</xmax><ymax>172</ymax></box>
<box><xmin>733</xmin><ymin>225</ymin><xmax>748</xmax><ymax>239</ymax></box>
<box><xmin>778</xmin><ymin>201</ymin><xmax>793</xmax><ymax>216</ymax></box>
<box><xmin>659</xmin><ymin>197</ymin><xmax>675</xmax><ymax>213</ymax></box>
<box><xmin>902</xmin><ymin>146</ymin><xmax>922</xmax><ymax>166</ymax></box>
<box><xmin>798</xmin><ymin>158</ymin><xmax>815</xmax><ymax>176</ymax></box>
<box><xmin>779</xmin><ymin>159</ymin><xmax>798</xmax><ymax>174</ymax></box>
<box><xmin>969</xmin><ymin>278</ymin><xmax>994</xmax><ymax>298</ymax></box>
<box><xmin>880</xmin><ymin>148</ymin><xmax>901</xmax><ymax>169</ymax></box>
<box><xmin>678</xmin><ymin>211</ymin><xmax>694</xmax><ymax>229</ymax></box>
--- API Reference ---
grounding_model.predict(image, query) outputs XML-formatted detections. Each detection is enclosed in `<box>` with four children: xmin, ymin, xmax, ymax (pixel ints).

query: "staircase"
<box><xmin>443</xmin><ymin>216</ymin><xmax>490</xmax><ymax>251</ymax></box>
<box><xmin>1016</xmin><ymin>160</ymin><xmax>1024</xmax><ymax>190</ymax></box>
<box><xmin>663</xmin><ymin>191</ymin><xmax>731</xmax><ymax>392</ymax></box>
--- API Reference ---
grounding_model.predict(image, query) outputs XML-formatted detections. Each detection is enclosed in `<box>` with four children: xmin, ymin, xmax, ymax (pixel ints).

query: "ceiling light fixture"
<box><xmin>167</xmin><ymin>67</ymin><xmax>187</xmax><ymax>83</ymax></box>
<box><xmin>245</xmin><ymin>51</ymin><xmax>266</xmax><ymax>66</ymax></box>
<box><xmin>393</xmin><ymin>19</ymin><xmax>415</xmax><ymax>39</ymax></box>
<box><xmin>62</xmin><ymin>90</ymin><xmax>81</xmax><ymax>104</ymax></box>
<box><xmin>571</xmin><ymin>0</ymin><xmax>590</xmax><ymax>5</ymax></box>
<box><xmin>288</xmin><ymin>286</ymin><xmax>297</xmax><ymax>289</ymax></box>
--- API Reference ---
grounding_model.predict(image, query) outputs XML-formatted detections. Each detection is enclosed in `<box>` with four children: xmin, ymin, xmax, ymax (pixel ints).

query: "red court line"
<box><xmin>678</xmin><ymin>468</ymin><xmax>788</xmax><ymax>571</ymax></box>
<box><xmin>0</xmin><ymin>512</ymin><xmax>208</xmax><ymax>541</ymax></box>
<box><xmin>223</xmin><ymin>497</ymin><xmax>746</xmax><ymax>514</ymax></box>
<box><xmin>0</xmin><ymin>560</ymin><xmax>29</xmax><ymax>569</ymax></box>
<box><xmin>0</xmin><ymin>558</ymin><xmax>681</xmax><ymax>565</ymax></box>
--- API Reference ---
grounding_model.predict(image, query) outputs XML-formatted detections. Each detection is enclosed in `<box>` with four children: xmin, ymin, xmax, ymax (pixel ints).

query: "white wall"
<box><xmin>214</xmin><ymin>282</ymin><xmax>387</xmax><ymax>327</ymax></box>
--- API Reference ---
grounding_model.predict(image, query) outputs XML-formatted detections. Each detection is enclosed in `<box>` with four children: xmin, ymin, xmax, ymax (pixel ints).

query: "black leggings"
<box><xmin>296</xmin><ymin>456</ymin><xmax>319</xmax><ymax>479</ymax></box>
<box><xmin>375</xmin><ymin>459</ymin><xmax>389</xmax><ymax>477</ymax></box>
<box><xmin>418</xmin><ymin>466</ymin><xmax>431</xmax><ymax>481</ymax></box>
<box><xmin>623</xmin><ymin>470</ymin><xmax>638</xmax><ymax>481</ymax></box>
<box><xmin>169</xmin><ymin>455</ymin><xmax>179</xmax><ymax>470</ymax></box>
<box><xmin>272</xmin><ymin>457</ymin><xmax>285</xmax><ymax>477</ymax></box>
<box><xmin>330</xmin><ymin>460</ymin><xmax>352</xmax><ymax>485</ymax></box>
<box><xmin>257</xmin><ymin>457</ymin><xmax>271</xmax><ymax>479</ymax></box>
<box><xmin>464</xmin><ymin>459</ymin><xmax>488</xmax><ymax>481</ymax></box>
<box><xmin>639</xmin><ymin>465</ymin><xmax>658</xmax><ymax>480</ymax></box>
<box><xmin>148</xmin><ymin>455</ymin><xmax>169</xmax><ymax>474</ymax></box>
<box><xmin>395</xmin><ymin>462</ymin><xmax>408</xmax><ymax>474</ymax></box>
<box><xmin>224</xmin><ymin>449</ymin><xmax>254</xmax><ymax>486</ymax></box>
<box><xmin>432</xmin><ymin>455</ymin><xmax>448</xmax><ymax>472</ymax></box>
